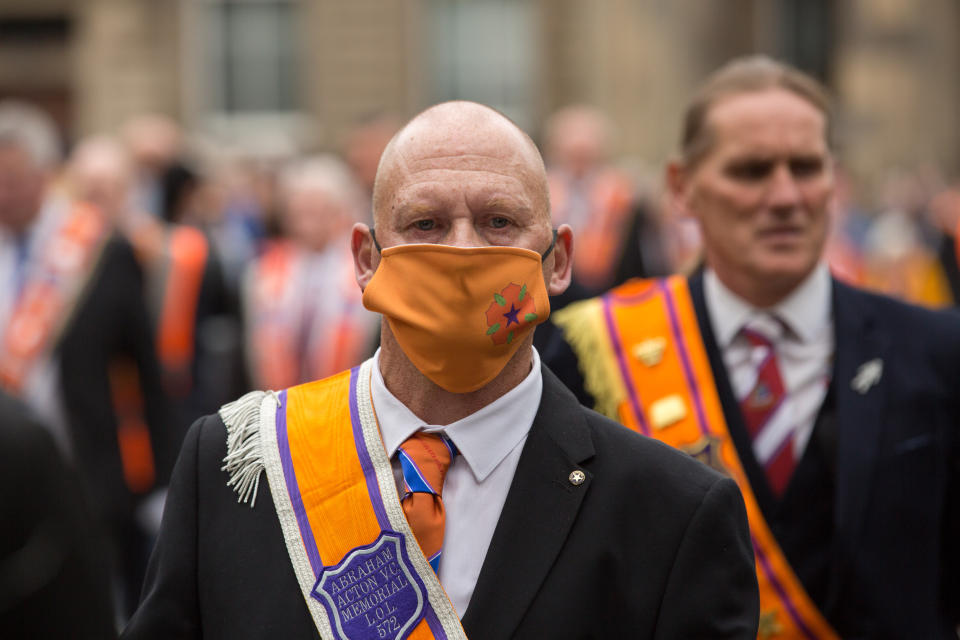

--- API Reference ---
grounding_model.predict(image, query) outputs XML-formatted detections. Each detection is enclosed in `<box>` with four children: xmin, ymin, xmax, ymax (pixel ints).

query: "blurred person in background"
<box><xmin>342</xmin><ymin>111</ymin><xmax>401</xmax><ymax>223</ymax></box>
<box><xmin>209</xmin><ymin>158</ymin><xmax>277</xmax><ymax>293</ymax></box>
<box><xmin>822</xmin><ymin>166</ymin><xmax>869</xmax><ymax>287</ymax></box>
<box><xmin>544</xmin><ymin>105</ymin><xmax>652</xmax><ymax>295</ymax></box>
<box><xmin>546</xmin><ymin>56</ymin><xmax>960</xmax><ymax>637</ymax></box>
<box><xmin>535</xmin><ymin>105</ymin><xmax>666</xmax><ymax>357</ymax></box>
<box><xmin>0</xmin><ymin>389</ymin><xmax>115</xmax><ymax>638</ymax></box>
<box><xmin>854</xmin><ymin>167</ymin><xmax>955</xmax><ymax>308</ymax></box>
<box><xmin>122</xmin><ymin>113</ymin><xmax>196</xmax><ymax>224</ymax></box>
<box><xmin>861</xmin><ymin>208</ymin><xmax>953</xmax><ymax>308</ymax></box>
<box><xmin>68</xmin><ymin>135</ymin><xmax>239</xmax><ymax>432</ymax></box>
<box><xmin>0</xmin><ymin>101</ymin><xmax>176</xmax><ymax>618</ymax></box>
<box><xmin>242</xmin><ymin>154</ymin><xmax>378</xmax><ymax>390</ymax></box>
<box><xmin>611</xmin><ymin>166</ymin><xmax>674</xmax><ymax>284</ymax></box>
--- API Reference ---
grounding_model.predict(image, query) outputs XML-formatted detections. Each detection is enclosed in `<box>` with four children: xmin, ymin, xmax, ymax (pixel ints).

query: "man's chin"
<box><xmin>753</xmin><ymin>258</ymin><xmax>818</xmax><ymax>290</ymax></box>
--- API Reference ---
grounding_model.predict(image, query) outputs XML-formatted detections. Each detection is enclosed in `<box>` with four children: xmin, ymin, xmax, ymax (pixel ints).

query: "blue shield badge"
<box><xmin>312</xmin><ymin>531</ymin><xmax>428</xmax><ymax>640</ymax></box>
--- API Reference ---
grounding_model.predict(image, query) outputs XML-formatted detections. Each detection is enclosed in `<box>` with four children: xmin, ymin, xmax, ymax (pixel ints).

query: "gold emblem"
<box><xmin>650</xmin><ymin>394</ymin><xmax>686</xmax><ymax>430</ymax></box>
<box><xmin>758</xmin><ymin>609</ymin><xmax>784</xmax><ymax>638</ymax></box>
<box><xmin>632</xmin><ymin>337</ymin><xmax>667</xmax><ymax>367</ymax></box>
<box><xmin>680</xmin><ymin>435</ymin><xmax>727</xmax><ymax>475</ymax></box>
<box><xmin>568</xmin><ymin>469</ymin><xmax>586</xmax><ymax>486</ymax></box>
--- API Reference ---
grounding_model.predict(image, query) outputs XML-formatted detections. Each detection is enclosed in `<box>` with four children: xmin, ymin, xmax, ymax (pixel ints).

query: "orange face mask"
<box><xmin>362</xmin><ymin>231</ymin><xmax>555</xmax><ymax>393</ymax></box>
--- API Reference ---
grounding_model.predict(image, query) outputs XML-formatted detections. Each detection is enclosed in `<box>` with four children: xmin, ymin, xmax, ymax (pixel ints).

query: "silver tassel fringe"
<box><xmin>219</xmin><ymin>390</ymin><xmax>272</xmax><ymax>507</ymax></box>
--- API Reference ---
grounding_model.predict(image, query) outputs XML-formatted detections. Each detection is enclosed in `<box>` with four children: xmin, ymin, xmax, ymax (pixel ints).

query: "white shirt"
<box><xmin>370</xmin><ymin>347</ymin><xmax>542</xmax><ymax>618</ymax></box>
<box><xmin>703</xmin><ymin>264</ymin><xmax>834</xmax><ymax>460</ymax></box>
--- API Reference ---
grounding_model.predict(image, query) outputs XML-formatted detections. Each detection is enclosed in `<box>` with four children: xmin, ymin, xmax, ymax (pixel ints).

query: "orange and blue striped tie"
<box><xmin>397</xmin><ymin>432</ymin><xmax>457</xmax><ymax>573</ymax></box>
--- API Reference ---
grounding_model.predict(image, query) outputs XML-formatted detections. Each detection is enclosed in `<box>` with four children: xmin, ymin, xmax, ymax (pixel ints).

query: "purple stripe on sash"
<box><xmin>424</xmin><ymin>608</ymin><xmax>447</xmax><ymax>639</ymax></box>
<box><xmin>602</xmin><ymin>294</ymin><xmax>650</xmax><ymax>435</ymax></box>
<box><xmin>658</xmin><ymin>280</ymin><xmax>710</xmax><ymax>437</ymax></box>
<box><xmin>276</xmin><ymin>389</ymin><xmax>324</xmax><ymax>575</ymax></box>
<box><xmin>350</xmin><ymin>367</ymin><xmax>449</xmax><ymax>639</ymax></box>
<box><xmin>752</xmin><ymin>536</ymin><xmax>818</xmax><ymax>640</ymax></box>
<box><xmin>349</xmin><ymin>366</ymin><xmax>390</xmax><ymax>530</ymax></box>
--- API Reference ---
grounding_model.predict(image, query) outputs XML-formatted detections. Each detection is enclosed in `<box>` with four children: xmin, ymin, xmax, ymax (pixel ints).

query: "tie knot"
<box><xmin>741</xmin><ymin>313</ymin><xmax>785</xmax><ymax>348</ymax></box>
<box><xmin>397</xmin><ymin>432</ymin><xmax>457</xmax><ymax>498</ymax></box>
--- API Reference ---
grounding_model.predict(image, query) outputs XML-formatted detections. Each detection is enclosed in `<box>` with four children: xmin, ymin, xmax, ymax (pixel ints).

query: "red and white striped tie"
<box><xmin>739</xmin><ymin>321</ymin><xmax>795</xmax><ymax>498</ymax></box>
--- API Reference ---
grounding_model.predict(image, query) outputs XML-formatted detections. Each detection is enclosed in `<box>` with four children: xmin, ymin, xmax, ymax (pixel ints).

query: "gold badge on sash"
<box><xmin>631</xmin><ymin>337</ymin><xmax>667</xmax><ymax>367</ymax></box>
<box><xmin>758</xmin><ymin>609</ymin><xmax>785</xmax><ymax>638</ymax></box>
<box><xmin>650</xmin><ymin>394</ymin><xmax>686</xmax><ymax>430</ymax></box>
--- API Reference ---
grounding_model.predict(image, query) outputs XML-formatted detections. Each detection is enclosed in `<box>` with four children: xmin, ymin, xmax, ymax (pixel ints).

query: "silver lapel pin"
<box><xmin>851</xmin><ymin>358</ymin><xmax>883</xmax><ymax>395</ymax></box>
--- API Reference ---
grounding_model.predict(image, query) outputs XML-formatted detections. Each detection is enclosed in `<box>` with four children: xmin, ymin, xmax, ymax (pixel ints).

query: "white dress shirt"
<box><xmin>370</xmin><ymin>347</ymin><xmax>543</xmax><ymax>618</ymax></box>
<box><xmin>703</xmin><ymin>263</ymin><xmax>834</xmax><ymax>461</ymax></box>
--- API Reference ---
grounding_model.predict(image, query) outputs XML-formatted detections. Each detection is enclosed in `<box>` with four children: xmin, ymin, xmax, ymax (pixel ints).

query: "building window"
<box><xmin>427</xmin><ymin>0</ymin><xmax>539</xmax><ymax>132</ymax></box>
<box><xmin>204</xmin><ymin>0</ymin><xmax>298</xmax><ymax>114</ymax></box>
<box><xmin>778</xmin><ymin>0</ymin><xmax>833</xmax><ymax>83</ymax></box>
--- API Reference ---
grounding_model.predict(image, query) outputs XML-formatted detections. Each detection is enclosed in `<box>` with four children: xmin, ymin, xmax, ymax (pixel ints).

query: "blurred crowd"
<box><xmin>1</xmin><ymin>94</ymin><xmax>959</xmax><ymax>633</ymax></box>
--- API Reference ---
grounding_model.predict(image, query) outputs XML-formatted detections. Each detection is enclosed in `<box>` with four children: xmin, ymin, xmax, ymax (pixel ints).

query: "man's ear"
<box><xmin>352</xmin><ymin>223</ymin><xmax>379</xmax><ymax>290</ymax></box>
<box><xmin>547</xmin><ymin>224</ymin><xmax>574</xmax><ymax>296</ymax></box>
<box><xmin>665</xmin><ymin>160</ymin><xmax>693</xmax><ymax>218</ymax></box>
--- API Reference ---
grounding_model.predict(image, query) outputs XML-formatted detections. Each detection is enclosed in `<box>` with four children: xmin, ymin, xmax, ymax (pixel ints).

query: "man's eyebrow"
<box><xmin>482</xmin><ymin>195</ymin><xmax>532</xmax><ymax>212</ymax></box>
<box><xmin>393</xmin><ymin>201</ymin><xmax>439</xmax><ymax>219</ymax></box>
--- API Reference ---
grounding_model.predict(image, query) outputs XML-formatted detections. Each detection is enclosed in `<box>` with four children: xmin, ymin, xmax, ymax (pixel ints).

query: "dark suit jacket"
<box><xmin>56</xmin><ymin>234</ymin><xmax>176</xmax><ymax>529</ymax></box>
<box><xmin>545</xmin><ymin>274</ymin><xmax>960</xmax><ymax>638</ymax></box>
<box><xmin>0</xmin><ymin>390</ymin><xmax>116</xmax><ymax>639</ymax></box>
<box><xmin>122</xmin><ymin>366</ymin><xmax>759</xmax><ymax>639</ymax></box>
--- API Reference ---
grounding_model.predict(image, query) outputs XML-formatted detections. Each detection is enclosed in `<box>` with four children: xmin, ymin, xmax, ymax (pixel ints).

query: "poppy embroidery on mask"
<box><xmin>484</xmin><ymin>282</ymin><xmax>537</xmax><ymax>345</ymax></box>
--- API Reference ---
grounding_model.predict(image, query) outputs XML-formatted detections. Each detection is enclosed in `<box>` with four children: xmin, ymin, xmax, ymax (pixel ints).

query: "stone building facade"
<box><xmin>0</xmin><ymin>0</ymin><xmax>956</xmax><ymax>188</ymax></box>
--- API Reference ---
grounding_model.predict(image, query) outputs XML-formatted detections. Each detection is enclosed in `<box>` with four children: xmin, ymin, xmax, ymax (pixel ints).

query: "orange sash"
<box><xmin>155</xmin><ymin>225</ymin><xmax>208</xmax><ymax>395</ymax></box>
<box><xmin>109</xmin><ymin>356</ymin><xmax>156</xmax><ymax>493</ymax></box>
<box><xmin>0</xmin><ymin>201</ymin><xmax>110</xmax><ymax>391</ymax></box>
<box><xmin>548</xmin><ymin>170</ymin><xmax>632</xmax><ymax>289</ymax></box>
<box><xmin>554</xmin><ymin>276</ymin><xmax>839</xmax><ymax>640</ymax></box>
<box><xmin>222</xmin><ymin>360</ymin><xmax>465</xmax><ymax>640</ymax></box>
<box><xmin>244</xmin><ymin>241</ymin><xmax>373</xmax><ymax>390</ymax></box>
<box><xmin>244</xmin><ymin>241</ymin><xmax>302</xmax><ymax>388</ymax></box>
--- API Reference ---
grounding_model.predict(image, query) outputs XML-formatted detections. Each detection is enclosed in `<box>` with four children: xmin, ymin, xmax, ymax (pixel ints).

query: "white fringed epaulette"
<box><xmin>219</xmin><ymin>390</ymin><xmax>278</xmax><ymax>507</ymax></box>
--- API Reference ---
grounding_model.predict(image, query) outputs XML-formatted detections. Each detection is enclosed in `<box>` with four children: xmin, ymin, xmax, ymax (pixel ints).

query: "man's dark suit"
<box><xmin>122</xmin><ymin>366</ymin><xmax>759</xmax><ymax>639</ymax></box>
<box><xmin>48</xmin><ymin>233</ymin><xmax>176</xmax><ymax>614</ymax></box>
<box><xmin>545</xmin><ymin>273</ymin><xmax>960</xmax><ymax>638</ymax></box>
<box><xmin>0</xmin><ymin>390</ymin><xmax>116</xmax><ymax>639</ymax></box>
<box><xmin>57</xmin><ymin>235</ymin><xmax>176</xmax><ymax>523</ymax></box>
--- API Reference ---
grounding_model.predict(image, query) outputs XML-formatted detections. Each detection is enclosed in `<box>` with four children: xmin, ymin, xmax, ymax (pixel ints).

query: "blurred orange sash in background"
<box><xmin>0</xmin><ymin>201</ymin><xmax>109</xmax><ymax>391</ymax></box>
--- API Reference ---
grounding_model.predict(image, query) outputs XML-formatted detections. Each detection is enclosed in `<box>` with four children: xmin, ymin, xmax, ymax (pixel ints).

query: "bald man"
<box><xmin>123</xmin><ymin>102</ymin><xmax>758</xmax><ymax>640</ymax></box>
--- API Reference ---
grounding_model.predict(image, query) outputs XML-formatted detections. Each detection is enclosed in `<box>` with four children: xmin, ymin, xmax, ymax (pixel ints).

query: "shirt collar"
<box><xmin>704</xmin><ymin>261</ymin><xmax>832</xmax><ymax>346</ymax></box>
<box><xmin>370</xmin><ymin>347</ymin><xmax>542</xmax><ymax>483</ymax></box>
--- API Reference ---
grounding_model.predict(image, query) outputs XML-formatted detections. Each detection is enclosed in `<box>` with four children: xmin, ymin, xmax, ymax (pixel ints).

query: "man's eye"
<box><xmin>790</xmin><ymin>158</ymin><xmax>824</xmax><ymax>179</ymax></box>
<box><xmin>727</xmin><ymin>160</ymin><xmax>773</xmax><ymax>181</ymax></box>
<box><xmin>489</xmin><ymin>217</ymin><xmax>510</xmax><ymax>229</ymax></box>
<box><xmin>414</xmin><ymin>219</ymin><xmax>435</xmax><ymax>231</ymax></box>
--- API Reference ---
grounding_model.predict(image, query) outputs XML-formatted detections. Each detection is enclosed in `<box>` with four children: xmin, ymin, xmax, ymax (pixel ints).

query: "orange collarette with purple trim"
<box><xmin>554</xmin><ymin>275</ymin><xmax>839</xmax><ymax>640</ymax></box>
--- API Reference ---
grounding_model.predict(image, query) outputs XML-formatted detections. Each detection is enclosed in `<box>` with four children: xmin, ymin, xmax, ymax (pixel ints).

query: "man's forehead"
<box><xmin>373</xmin><ymin>101</ymin><xmax>548</xmax><ymax>222</ymax></box>
<box><xmin>710</xmin><ymin>91</ymin><xmax>827</xmax><ymax>138</ymax></box>
<box><xmin>394</xmin><ymin>117</ymin><xmax>535</xmax><ymax>167</ymax></box>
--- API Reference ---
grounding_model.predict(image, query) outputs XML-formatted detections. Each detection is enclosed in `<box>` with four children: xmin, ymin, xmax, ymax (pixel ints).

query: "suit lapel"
<box><xmin>687</xmin><ymin>272</ymin><xmax>781</xmax><ymax>513</ymax></box>
<box><xmin>461</xmin><ymin>367</ymin><xmax>595</xmax><ymax>639</ymax></box>
<box><xmin>690</xmin><ymin>273</ymin><xmax>891</xmax><ymax>540</ymax></box>
<box><xmin>830</xmin><ymin>280</ymin><xmax>889</xmax><ymax>559</ymax></box>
